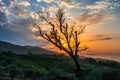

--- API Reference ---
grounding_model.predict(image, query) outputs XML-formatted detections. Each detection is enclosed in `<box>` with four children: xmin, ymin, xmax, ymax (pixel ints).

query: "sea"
<box><xmin>81</xmin><ymin>54</ymin><xmax>120</xmax><ymax>62</ymax></box>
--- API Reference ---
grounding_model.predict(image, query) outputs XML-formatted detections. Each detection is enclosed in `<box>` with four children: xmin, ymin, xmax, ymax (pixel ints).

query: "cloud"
<box><xmin>0</xmin><ymin>0</ymin><xmax>6</xmax><ymax>7</ymax></box>
<box><xmin>2</xmin><ymin>14</ymin><xmax>47</xmax><ymax>46</ymax></box>
<box><xmin>10</xmin><ymin>5</ymin><xmax>27</xmax><ymax>16</ymax></box>
<box><xmin>100</xmin><ymin>37</ymin><xmax>113</xmax><ymax>40</ymax></box>
<box><xmin>60</xmin><ymin>0</ymin><xmax>81</xmax><ymax>9</ymax></box>
<box><xmin>77</xmin><ymin>11</ymin><xmax>115</xmax><ymax>26</ymax></box>
<box><xmin>90</xmin><ymin>34</ymin><xmax>113</xmax><ymax>42</ymax></box>
<box><xmin>0</xmin><ymin>11</ymin><xmax>7</xmax><ymax>27</ymax></box>
<box><xmin>0</xmin><ymin>0</ymin><xmax>43</xmax><ymax>45</ymax></box>
<box><xmin>37</xmin><ymin>0</ymin><xmax>41</xmax><ymax>3</ymax></box>
<box><xmin>0</xmin><ymin>17</ymin><xmax>46</xmax><ymax>46</ymax></box>
<box><xmin>95</xmin><ymin>34</ymin><xmax>113</xmax><ymax>40</ymax></box>
<box><xmin>0</xmin><ymin>0</ymin><xmax>119</xmax><ymax>46</ymax></box>
<box><xmin>43</xmin><ymin>0</ymin><xmax>55</xmax><ymax>3</ymax></box>
<box><xmin>86</xmin><ymin>0</ymin><xmax>120</xmax><ymax>10</ymax></box>
<box><xmin>86</xmin><ymin>1</ymin><xmax>111</xmax><ymax>10</ymax></box>
<box><xmin>7</xmin><ymin>17</ymin><xmax>35</xmax><ymax>32</ymax></box>
<box><xmin>18</xmin><ymin>1</ymin><xmax>30</xmax><ymax>6</ymax></box>
<box><xmin>42</xmin><ymin>0</ymin><xmax>81</xmax><ymax>9</ymax></box>
<box><xmin>95</xmin><ymin>35</ymin><xmax>104</xmax><ymax>37</ymax></box>
<box><xmin>1</xmin><ymin>0</ymin><xmax>10</xmax><ymax>6</ymax></box>
<box><xmin>61</xmin><ymin>0</ymin><xmax>75</xmax><ymax>7</ymax></box>
<box><xmin>45</xmin><ymin>5</ymin><xmax>58</xmax><ymax>11</ymax></box>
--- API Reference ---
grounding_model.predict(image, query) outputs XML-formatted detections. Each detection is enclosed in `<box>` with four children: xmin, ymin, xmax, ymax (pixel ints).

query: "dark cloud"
<box><xmin>90</xmin><ymin>34</ymin><xmax>113</xmax><ymax>42</ymax></box>
<box><xmin>0</xmin><ymin>11</ymin><xmax>7</xmax><ymax>27</ymax></box>
<box><xmin>5</xmin><ymin>17</ymin><xmax>35</xmax><ymax>38</ymax></box>
<box><xmin>0</xmin><ymin>1</ymin><xmax>45</xmax><ymax>46</ymax></box>
<box><xmin>11</xmin><ymin>17</ymin><xmax>34</xmax><ymax>26</ymax></box>
<box><xmin>0</xmin><ymin>17</ymin><xmax>45</xmax><ymax>46</ymax></box>
<box><xmin>11</xmin><ymin>5</ymin><xmax>27</xmax><ymax>16</ymax></box>
<box><xmin>0</xmin><ymin>1</ymin><xmax>6</xmax><ymax>7</ymax></box>
<box><xmin>95</xmin><ymin>35</ymin><xmax>104</xmax><ymax>37</ymax></box>
<box><xmin>100</xmin><ymin>37</ymin><xmax>113</xmax><ymax>40</ymax></box>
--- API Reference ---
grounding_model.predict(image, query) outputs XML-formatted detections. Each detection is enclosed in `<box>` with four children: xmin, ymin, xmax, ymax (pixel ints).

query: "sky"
<box><xmin>0</xmin><ymin>0</ymin><xmax>120</xmax><ymax>54</ymax></box>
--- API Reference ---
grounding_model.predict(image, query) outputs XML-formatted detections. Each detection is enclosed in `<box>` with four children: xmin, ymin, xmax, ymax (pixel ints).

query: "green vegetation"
<box><xmin>0</xmin><ymin>51</ymin><xmax>120</xmax><ymax>80</ymax></box>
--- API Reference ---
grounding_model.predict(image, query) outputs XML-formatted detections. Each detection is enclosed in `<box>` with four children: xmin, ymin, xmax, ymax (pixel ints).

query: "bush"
<box><xmin>0</xmin><ymin>66</ymin><xmax>4</xmax><ymax>76</ymax></box>
<box><xmin>4</xmin><ymin>64</ymin><xmax>22</xmax><ymax>79</ymax></box>
<box><xmin>101</xmin><ymin>69</ymin><xmax>120</xmax><ymax>80</ymax></box>
<box><xmin>84</xmin><ymin>67</ymin><xmax>120</xmax><ymax>80</ymax></box>
<box><xmin>2</xmin><ymin>51</ymin><xmax>15</xmax><ymax>55</ymax></box>
<box><xmin>21</xmin><ymin>64</ymin><xmax>47</xmax><ymax>79</ymax></box>
<box><xmin>46</xmin><ymin>67</ymin><xmax>78</xmax><ymax>80</ymax></box>
<box><xmin>84</xmin><ymin>58</ymin><xmax>97</xmax><ymax>64</ymax></box>
<box><xmin>98</xmin><ymin>60</ymin><xmax>120</xmax><ymax>69</ymax></box>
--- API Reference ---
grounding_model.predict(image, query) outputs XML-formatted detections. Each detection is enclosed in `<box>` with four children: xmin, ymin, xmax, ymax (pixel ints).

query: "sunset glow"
<box><xmin>0</xmin><ymin>0</ymin><xmax>120</xmax><ymax>55</ymax></box>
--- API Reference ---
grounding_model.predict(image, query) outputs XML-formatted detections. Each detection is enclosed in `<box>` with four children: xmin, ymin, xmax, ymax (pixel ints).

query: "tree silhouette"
<box><xmin>35</xmin><ymin>9</ymin><xmax>88</xmax><ymax>77</ymax></box>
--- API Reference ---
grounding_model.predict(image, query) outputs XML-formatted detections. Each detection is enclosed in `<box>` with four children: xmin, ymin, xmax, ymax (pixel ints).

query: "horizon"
<box><xmin>1</xmin><ymin>40</ymin><xmax>120</xmax><ymax>62</ymax></box>
<box><xmin>0</xmin><ymin>0</ymin><xmax>120</xmax><ymax>55</ymax></box>
<box><xmin>0</xmin><ymin>40</ymin><xmax>120</xmax><ymax>55</ymax></box>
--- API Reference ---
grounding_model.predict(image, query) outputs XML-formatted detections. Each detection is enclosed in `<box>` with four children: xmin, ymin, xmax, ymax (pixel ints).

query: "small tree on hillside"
<box><xmin>35</xmin><ymin>9</ymin><xmax>88</xmax><ymax>78</ymax></box>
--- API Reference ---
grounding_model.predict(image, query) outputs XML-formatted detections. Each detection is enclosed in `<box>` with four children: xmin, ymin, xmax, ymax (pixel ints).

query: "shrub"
<box><xmin>21</xmin><ymin>64</ymin><xmax>47</xmax><ymax>79</ymax></box>
<box><xmin>46</xmin><ymin>67</ymin><xmax>78</xmax><ymax>80</ymax></box>
<box><xmin>4</xmin><ymin>64</ymin><xmax>22</xmax><ymax>79</ymax></box>
<box><xmin>84</xmin><ymin>67</ymin><xmax>120</xmax><ymax>80</ymax></box>
<box><xmin>101</xmin><ymin>69</ymin><xmax>120</xmax><ymax>80</ymax></box>
<box><xmin>0</xmin><ymin>66</ymin><xmax>4</xmax><ymax>76</ymax></box>
<box><xmin>84</xmin><ymin>58</ymin><xmax>97</xmax><ymax>64</ymax></box>
<box><xmin>98</xmin><ymin>60</ymin><xmax>120</xmax><ymax>69</ymax></box>
<box><xmin>2</xmin><ymin>51</ymin><xmax>15</xmax><ymax>55</ymax></box>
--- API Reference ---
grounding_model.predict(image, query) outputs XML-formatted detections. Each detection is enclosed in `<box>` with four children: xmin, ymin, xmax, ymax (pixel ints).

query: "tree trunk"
<box><xmin>72</xmin><ymin>56</ymin><xmax>81</xmax><ymax>78</ymax></box>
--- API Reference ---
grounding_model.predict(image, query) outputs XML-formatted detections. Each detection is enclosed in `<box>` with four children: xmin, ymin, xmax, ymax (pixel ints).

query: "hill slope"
<box><xmin>0</xmin><ymin>41</ymin><xmax>57</xmax><ymax>54</ymax></box>
<box><xmin>0</xmin><ymin>52</ymin><xmax>120</xmax><ymax>80</ymax></box>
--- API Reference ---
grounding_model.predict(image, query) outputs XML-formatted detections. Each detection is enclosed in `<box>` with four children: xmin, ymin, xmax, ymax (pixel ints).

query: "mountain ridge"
<box><xmin>0</xmin><ymin>40</ymin><xmax>58</xmax><ymax>55</ymax></box>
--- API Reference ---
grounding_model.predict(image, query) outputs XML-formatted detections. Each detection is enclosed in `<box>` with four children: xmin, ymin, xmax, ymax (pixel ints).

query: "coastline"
<box><xmin>81</xmin><ymin>54</ymin><xmax>120</xmax><ymax>62</ymax></box>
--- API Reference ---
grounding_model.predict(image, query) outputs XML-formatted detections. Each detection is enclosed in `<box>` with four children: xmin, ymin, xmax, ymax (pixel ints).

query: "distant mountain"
<box><xmin>0</xmin><ymin>41</ymin><xmax>57</xmax><ymax>54</ymax></box>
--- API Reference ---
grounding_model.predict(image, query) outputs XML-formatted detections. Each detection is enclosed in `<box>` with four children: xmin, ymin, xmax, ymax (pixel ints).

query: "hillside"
<box><xmin>0</xmin><ymin>51</ymin><xmax>120</xmax><ymax>80</ymax></box>
<box><xmin>0</xmin><ymin>41</ymin><xmax>58</xmax><ymax>55</ymax></box>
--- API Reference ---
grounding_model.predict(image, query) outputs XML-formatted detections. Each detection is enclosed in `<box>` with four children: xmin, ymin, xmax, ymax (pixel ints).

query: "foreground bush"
<box><xmin>84</xmin><ymin>67</ymin><xmax>120</xmax><ymax>80</ymax></box>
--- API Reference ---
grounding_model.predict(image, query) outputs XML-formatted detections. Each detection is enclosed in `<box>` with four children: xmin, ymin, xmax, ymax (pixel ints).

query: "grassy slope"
<box><xmin>0</xmin><ymin>51</ymin><xmax>120</xmax><ymax>80</ymax></box>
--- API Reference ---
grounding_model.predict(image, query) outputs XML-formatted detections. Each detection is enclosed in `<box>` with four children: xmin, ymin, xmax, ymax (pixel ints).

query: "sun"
<box><xmin>63</xmin><ymin>43</ymin><xmax>68</xmax><ymax>48</ymax></box>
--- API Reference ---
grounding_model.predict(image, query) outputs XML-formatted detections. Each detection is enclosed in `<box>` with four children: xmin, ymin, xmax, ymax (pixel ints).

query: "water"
<box><xmin>82</xmin><ymin>54</ymin><xmax>120</xmax><ymax>62</ymax></box>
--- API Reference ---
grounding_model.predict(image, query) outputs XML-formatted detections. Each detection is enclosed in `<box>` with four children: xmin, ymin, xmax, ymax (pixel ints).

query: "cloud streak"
<box><xmin>90</xmin><ymin>35</ymin><xmax>113</xmax><ymax>42</ymax></box>
<box><xmin>86</xmin><ymin>0</ymin><xmax>120</xmax><ymax>10</ymax></box>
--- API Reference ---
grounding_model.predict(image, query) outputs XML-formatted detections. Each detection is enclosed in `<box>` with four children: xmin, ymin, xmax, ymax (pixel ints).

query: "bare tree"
<box><xmin>35</xmin><ymin>9</ymin><xmax>87</xmax><ymax>77</ymax></box>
